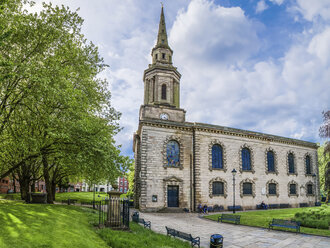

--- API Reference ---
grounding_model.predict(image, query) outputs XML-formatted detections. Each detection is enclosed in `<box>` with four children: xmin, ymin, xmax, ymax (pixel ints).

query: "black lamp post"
<box><xmin>232</xmin><ymin>169</ymin><xmax>237</xmax><ymax>214</ymax></box>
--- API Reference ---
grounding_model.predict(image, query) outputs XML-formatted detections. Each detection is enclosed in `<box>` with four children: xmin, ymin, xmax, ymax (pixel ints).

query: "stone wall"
<box><xmin>135</xmin><ymin>122</ymin><xmax>319</xmax><ymax>212</ymax></box>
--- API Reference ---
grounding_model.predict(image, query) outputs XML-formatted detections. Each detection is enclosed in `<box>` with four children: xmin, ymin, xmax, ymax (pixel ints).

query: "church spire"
<box><xmin>156</xmin><ymin>5</ymin><xmax>169</xmax><ymax>49</ymax></box>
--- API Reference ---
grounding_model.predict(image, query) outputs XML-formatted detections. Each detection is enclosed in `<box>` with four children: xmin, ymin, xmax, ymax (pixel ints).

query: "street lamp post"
<box><xmin>232</xmin><ymin>169</ymin><xmax>237</xmax><ymax>214</ymax></box>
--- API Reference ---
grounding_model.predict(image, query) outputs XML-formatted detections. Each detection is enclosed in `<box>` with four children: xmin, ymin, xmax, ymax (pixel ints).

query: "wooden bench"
<box><xmin>218</xmin><ymin>214</ymin><xmax>240</xmax><ymax>225</ymax></box>
<box><xmin>279</xmin><ymin>203</ymin><xmax>290</xmax><ymax>208</ymax></box>
<box><xmin>165</xmin><ymin>226</ymin><xmax>200</xmax><ymax>247</ymax></box>
<box><xmin>132</xmin><ymin>214</ymin><xmax>151</xmax><ymax>229</ymax></box>
<box><xmin>269</xmin><ymin>219</ymin><xmax>300</xmax><ymax>233</ymax></box>
<box><xmin>315</xmin><ymin>202</ymin><xmax>321</xmax><ymax>206</ymax></box>
<box><xmin>268</xmin><ymin>204</ymin><xmax>279</xmax><ymax>209</ymax></box>
<box><xmin>299</xmin><ymin>203</ymin><xmax>308</xmax><ymax>207</ymax></box>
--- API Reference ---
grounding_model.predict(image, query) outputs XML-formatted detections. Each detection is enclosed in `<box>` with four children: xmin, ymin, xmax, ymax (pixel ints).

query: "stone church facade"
<box><xmin>133</xmin><ymin>7</ymin><xmax>319</xmax><ymax>212</ymax></box>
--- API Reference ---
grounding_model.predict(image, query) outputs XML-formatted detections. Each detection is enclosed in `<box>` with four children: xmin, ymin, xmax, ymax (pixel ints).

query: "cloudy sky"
<box><xmin>30</xmin><ymin>0</ymin><xmax>329</xmax><ymax>157</ymax></box>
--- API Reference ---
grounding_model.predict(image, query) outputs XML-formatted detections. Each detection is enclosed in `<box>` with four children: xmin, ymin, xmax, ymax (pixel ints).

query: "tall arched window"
<box><xmin>166</xmin><ymin>140</ymin><xmax>180</xmax><ymax>167</ymax></box>
<box><xmin>242</xmin><ymin>148</ymin><xmax>251</xmax><ymax>171</ymax></box>
<box><xmin>288</xmin><ymin>153</ymin><xmax>295</xmax><ymax>173</ymax></box>
<box><xmin>161</xmin><ymin>84</ymin><xmax>167</xmax><ymax>100</ymax></box>
<box><xmin>267</xmin><ymin>151</ymin><xmax>275</xmax><ymax>172</ymax></box>
<box><xmin>212</xmin><ymin>144</ymin><xmax>223</xmax><ymax>169</ymax></box>
<box><xmin>305</xmin><ymin>155</ymin><xmax>311</xmax><ymax>175</ymax></box>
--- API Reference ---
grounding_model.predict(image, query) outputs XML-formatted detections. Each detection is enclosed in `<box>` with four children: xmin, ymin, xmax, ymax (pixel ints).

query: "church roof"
<box><xmin>139</xmin><ymin>119</ymin><xmax>318</xmax><ymax>149</ymax></box>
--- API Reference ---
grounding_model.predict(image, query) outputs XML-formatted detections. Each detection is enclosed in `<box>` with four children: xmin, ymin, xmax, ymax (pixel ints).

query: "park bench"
<box><xmin>227</xmin><ymin>205</ymin><xmax>241</xmax><ymax>211</ymax></box>
<box><xmin>299</xmin><ymin>203</ymin><xmax>308</xmax><ymax>207</ymax></box>
<box><xmin>165</xmin><ymin>226</ymin><xmax>200</xmax><ymax>247</ymax></box>
<box><xmin>279</xmin><ymin>203</ymin><xmax>290</xmax><ymax>208</ymax></box>
<box><xmin>315</xmin><ymin>202</ymin><xmax>321</xmax><ymax>206</ymax></box>
<box><xmin>218</xmin><ymin>214</ymin><xmax>241</xmax><ymax>225</ymax></box>
<box><xmin>131</xmin><ymin>213</ymin><xmax>151</xmax><ymax>229</ymax></box>
<box><xmin>256</xmin><ymin>204</ymin><xmax>268</xmax><ymax>209</ymax></box>
<box><xmin>269</xmin><ymin>219</ymin><xmax>300</xmax><ymax>233</ymax></box>
<box><xmin>213</xmin><ymin>205</ymin><xmax>224</xmax><ymax>212</ymax></box>
<box><xmin>268</xmin><ymin>204</ymin><xmax>279</xmax><ymax>209</ymax></box>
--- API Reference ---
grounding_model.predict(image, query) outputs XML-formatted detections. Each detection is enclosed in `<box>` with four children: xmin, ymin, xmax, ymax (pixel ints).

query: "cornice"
<box><xmin>138</xmin><ymin>120</ymin><xmax>318</xmax><ymax>149</ymax></box>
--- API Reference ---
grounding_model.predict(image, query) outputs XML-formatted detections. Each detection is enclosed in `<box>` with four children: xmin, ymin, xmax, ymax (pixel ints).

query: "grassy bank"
<box><xmin>55</xmin><ymin>191</ymin><xmax>109</xmax><ymax>203</ymax></box>
<box><xmin>0</xmin><ymin>201</ymin><xmax>191</xmax><ymax>248</ymax></box>
<box><xmin>0</xmin><ymin>201</ymin><xmax>108</xmax><ymax>248</ymax></box>
<box><xmin>205</xmin><ymin>206</ymin><xmax>330</xmax><ymax>236</ymax></box>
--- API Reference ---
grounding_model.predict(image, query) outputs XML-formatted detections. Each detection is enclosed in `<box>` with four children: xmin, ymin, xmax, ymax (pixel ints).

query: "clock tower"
<box><xmin>139</xmin><ymin>6</ymin><xmax>186</xmax><ymax>123</ymax></box>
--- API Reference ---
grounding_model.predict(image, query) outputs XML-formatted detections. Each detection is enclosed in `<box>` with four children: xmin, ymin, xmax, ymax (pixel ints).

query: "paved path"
<box><xmin>139</xmin><ymin>212</ymin><xmax>330</xmax><ymax>248</ymax></box>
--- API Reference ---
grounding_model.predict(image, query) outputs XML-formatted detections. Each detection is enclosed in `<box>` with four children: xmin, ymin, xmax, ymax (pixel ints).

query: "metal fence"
<box><xmin>98</xmin><ymin>198</ymin><xmax>130</xmax><ymax>230</ymax></box>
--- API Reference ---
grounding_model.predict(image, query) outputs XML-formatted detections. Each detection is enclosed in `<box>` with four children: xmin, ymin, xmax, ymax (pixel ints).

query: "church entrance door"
<box><xmin>167</xmin><ymin>186</ymin><xmax>179</xmax><ymax>207</ymax></box>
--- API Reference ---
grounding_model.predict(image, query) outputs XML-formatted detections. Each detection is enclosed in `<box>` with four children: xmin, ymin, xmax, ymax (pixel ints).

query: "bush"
<box><xmin>294</xmin><ymin>206</ymin><xmax>330</xmax><ymax>229</ymax></box>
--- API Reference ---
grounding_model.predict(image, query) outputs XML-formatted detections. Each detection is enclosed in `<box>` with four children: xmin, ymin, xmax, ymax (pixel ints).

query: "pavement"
<box><xmin>138</xmin><ymin>212</ymin><xmax>330</xmax><ymax>248</ymax></box>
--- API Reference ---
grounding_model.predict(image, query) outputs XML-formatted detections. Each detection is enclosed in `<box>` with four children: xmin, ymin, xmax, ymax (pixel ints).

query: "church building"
<box><xmin>133</xmin><ymin>7</ymin><xmax>319</xmax><ymax>212</ymax></box>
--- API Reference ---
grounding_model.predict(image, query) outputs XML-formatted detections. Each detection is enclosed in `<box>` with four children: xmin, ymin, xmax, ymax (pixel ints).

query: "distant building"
<box><xmin>0</xmin><ymin>177</ymin><xmax>20</xmax><ymax>194</ymax></box>
<box><xmin>118</xmin><ymin>177</ymin><xmax>129</xmax><ymax>193</ymax></box>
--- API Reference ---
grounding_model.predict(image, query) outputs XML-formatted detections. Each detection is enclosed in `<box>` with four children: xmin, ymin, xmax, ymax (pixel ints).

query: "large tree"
<box><xmin>0</xmin><ymin>0</ymin><xmax>128</xmax><ymax>202</ymax></box>
<box><xmin>319</xmin><ymin>110</ymin><xmax>330</xmax><ymax>202</ymax></box>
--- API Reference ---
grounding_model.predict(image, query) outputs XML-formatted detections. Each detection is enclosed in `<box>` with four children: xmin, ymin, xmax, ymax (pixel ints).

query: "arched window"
<box><xmin>268</xmin><ymin>183</ymin><xmax>277</xmax><ymax>195</ymax></box>
<box><xmin>267</xmin><ymin>151</ymin><xmax>275</xmax><ymax>172</ymax></box>
<box><xmin>307</xmin><ymin>184</ymin><xmax>313</xmax><ymax>195</ymax></box>
<box><xmin>212</xmin><ymin>182</ymin><xmax>224</xmax><ymax>195</ymax></box>
<box><xmin>166</xmin><ymin>140</ymin><xmax>180</xmax><ymax>167</ymax></box>
<box><xmin>242</xmin><ymin>148</ymin><xmax>251</xmax><ymax>171</ymax></box>
<box><xmin>288</xmin><ymin>153</ymin><xmax>295</xmax><ymax>174</ymax></box>
<box><xmin>289</xmin><ymin>183</ymin><xmax>296</xmax><ymax>195</ymax></box>
<box><xmin>243</xmin><ymin>182</ymin><xmax>252</xmax><ymax>195</ymax></box>
<box><xmin>305</xmin><ymin>155</ymin><xmax>311</xmax><ymax>175</ymax></box>
<box><xmin>161</xmin><ymin>84</ymin><xmax>167</xmax><ymax>100</ymax></box>
<box><xmin>212</xmin><ymin>144</ymin><xmax>223</xmax><ymax>169</ymax></box>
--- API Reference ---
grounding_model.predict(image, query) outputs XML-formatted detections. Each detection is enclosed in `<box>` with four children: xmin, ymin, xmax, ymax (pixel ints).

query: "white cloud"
<box><xmin>170</xmin><ymin>0</ymin><xmax>260</xmax><ymax>67</ymax></box>
<box><xmin>269</xmin><ymin>0</ymin><xmax>285</xmax><ymax>5</ymax></box>
<box><xmin>256</xmin><ymin>0</ymin><xmax>269</xmax><ymax>13</ymax></box>
<box><xmin>169</xmin><ymin>0</ymin><xmax>329</xmax><ymax>142</ymax></box>
<box><xmin>296</xmin><ymin>0</ymin><xmax>330</xmax><ymax>21</ymax></box>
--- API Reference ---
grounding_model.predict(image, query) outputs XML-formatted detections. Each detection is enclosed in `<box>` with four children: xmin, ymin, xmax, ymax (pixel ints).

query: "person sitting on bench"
<box><xmin>261</xmin><ymin>201</ymin><xmax>267</xmax><ymax>209</ymax></box>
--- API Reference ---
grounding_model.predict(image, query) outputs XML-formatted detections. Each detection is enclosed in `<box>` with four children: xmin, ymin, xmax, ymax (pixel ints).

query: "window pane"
<box><xmin>306</xmin><ymin>156</ymin><xmax>311</xmax><ymax>174</ymax></box>
<box><xmin>267</xmin><ymin>151</ymin><xmax>275</xmax><ymax>172</ymax></box>
<box><xmin>243</xmin><ymin>183</ymin><xmax>252</xmax><ymax>195</ymax></box>
<box><xmin>242</xmin><ymin>148</ymin><xmax>251</xmax><ymax>171</ymax></box>
<box><xmin>307</xmin><ymin>184</ymin><xmax>313</xmax><ymax>194</ymax></box>
<box><xmin>289</xmin><ymin>184</ymin><xmax>296</xmax><ymax>194</ymax></box>
<box><xmin>212</xmin><ymin>145</ymin><xmax>223</xmax><ymax>169</ymax></box>
<box><xmin>288</xmin><ymin>153</ymin><xmax>295</xmax><ymax>173</ymax></box>
<box><xmin>269</xmin><ymin>183</ymin><xmax>276</xmax><ymax>195</ymax></box>
<box><xmin>167</xmin><ymin>141</ymin><xmax>180</xmax><ymax>167</ymax></box>
<box><xmin>212</xmin><ymin>182</ymin><xmax>224</xmax><ymax>195</ymax></box>
<box><xmin>161</xmin><ymin>84</ymin><xmax>167</xmax><ymax>100</ymax></box>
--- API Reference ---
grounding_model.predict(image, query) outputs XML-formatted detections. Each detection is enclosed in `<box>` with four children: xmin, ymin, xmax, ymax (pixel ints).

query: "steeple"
<box><xmin>156</xmin><ymin>6</ymin><xmax>169</xmax><ymax>49</ymax></box>
<box><xmin>140</xmin><ymin>5</ymin><xmax>185</xmax><ymax>123</ymax></box>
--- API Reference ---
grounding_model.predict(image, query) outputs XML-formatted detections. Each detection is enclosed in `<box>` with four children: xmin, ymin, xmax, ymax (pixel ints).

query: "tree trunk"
<box><xmin>51</xmin><ymin>179</ymin><xmax>56</xmax><ymax>201</ymax></box>
<box><xmin>19</xmin><ymin>178</ymin><xmax>30</xmax><ymax>202</ymax></box>
<box><xmin>42</xmin><ymin>153</ymin><xmax>53</xmax><ymax>204</ymax></box>
<box><xmin>30</xmin><ymin>180</ymin><xmax>36</xmax><ymax>192</ymax></box>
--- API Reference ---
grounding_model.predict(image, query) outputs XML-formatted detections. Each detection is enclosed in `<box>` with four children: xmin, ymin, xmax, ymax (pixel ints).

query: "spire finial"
<box><xmin>156</xmin><ymin>3</ymin><xmax>169</xmax><ymax>48</ymax></box>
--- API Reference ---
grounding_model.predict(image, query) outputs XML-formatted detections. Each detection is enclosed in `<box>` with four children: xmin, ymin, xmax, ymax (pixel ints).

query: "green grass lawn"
<box><xmin>0</xmin><ymin>193</ymin><xmax>22</xmax><ymax>200</ymax></box>
<box><xmin>96</xmin><ymin>222</ymin><xmax>191</xmax><ymax>248</ymax></box>
<box><xmin>0</xmin><ymin>201</ymin><xmax>191</xmax><ymax>248</ymax></box>
<box><xmin>205</xmin><ymin>206</ymin><xmax>330</xmax><ymax>236</ymax></box>
<box><xmin>55</xmin><ymin>191</ymin><xmax>109</xmax><ymax>203</ymax></box>
<box><xmin>0</xmin><ymin>201</ymin><xmax>108</xmax><ymax>248</ymax></box>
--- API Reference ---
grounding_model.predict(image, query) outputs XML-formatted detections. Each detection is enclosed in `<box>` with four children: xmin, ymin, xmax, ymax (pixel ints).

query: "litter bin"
<box><xmin>210</xmin><ymin>234</ymin><xmax>223</xmax><ymax>248</ymax></box>
<box><xmin>132</xmin><ymin>211</ymin><xmax>139</xmax><ymax>222</ymax></box>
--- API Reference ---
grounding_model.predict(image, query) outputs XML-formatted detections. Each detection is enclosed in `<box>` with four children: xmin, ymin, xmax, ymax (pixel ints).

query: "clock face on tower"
<box><xmin>160</xmin><ymin>113</ymin><xmax>169</xmax><ymax>120</ymax></box>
